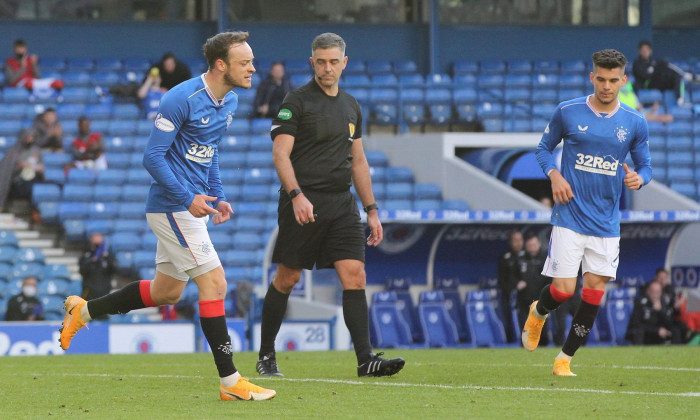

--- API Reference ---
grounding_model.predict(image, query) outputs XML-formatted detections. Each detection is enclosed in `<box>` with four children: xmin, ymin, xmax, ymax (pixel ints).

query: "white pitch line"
<box><xmin>410</xmin><ymin>362</ymin><xmax>700</xmax><ymax>372</ymax></box>
<box><xmin>19</xmin><ymin>372</ymin><xmax>700</xmax><ymax>398</ymax></box>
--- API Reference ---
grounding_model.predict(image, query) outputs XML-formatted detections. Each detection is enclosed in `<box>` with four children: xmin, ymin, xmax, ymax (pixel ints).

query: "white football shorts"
<box><xmin>541</xmin><ymin>226</ymin><xmax>619</xmax><ymax>281</ymax></box>
<box><xmin>146</xmin><ymin>211</ymin><xmax>221</xmax><ymax>281</ymax></box>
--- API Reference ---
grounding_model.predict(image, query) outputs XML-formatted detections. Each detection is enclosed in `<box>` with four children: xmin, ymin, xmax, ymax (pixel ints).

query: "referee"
<box><xmin>256</xmin><ymin>32</ymin><xmax>405</xmax><ymax>378</ymax></box>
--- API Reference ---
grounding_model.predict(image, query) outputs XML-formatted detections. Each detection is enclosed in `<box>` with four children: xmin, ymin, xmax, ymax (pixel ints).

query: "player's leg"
<box><xmin>193</xmin><ymin>265</ymin><xmax>275</xmax><ymax>401</ymax></box>
<box><xmin>334</xmin><ymin>259</ymin><xmax>405</xmax><ymax>377</ymax></box>
<box><xmin>59</xmin><ymin>269</ymin><xmax>183</xmax><ymax>350</ymax></box>
<box><xmin>553</xmin><ymin>235</ymin><xmax>618</xmax><ymax>376</ymax></box>
<box><xmin>522</xmin><ymin>227</ymin><xmax>584</xmax><ymax>351</ymax></box>
<box><xmin>257</xmin><ymin>263</ymin><xmax>302</xmax><ymax>376</ymax></box>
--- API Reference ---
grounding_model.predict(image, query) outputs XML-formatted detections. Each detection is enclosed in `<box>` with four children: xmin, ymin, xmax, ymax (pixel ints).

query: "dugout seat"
<box><xmin>465</xmin><ymin>300</ymin><xmax>510</xmax><ymax>348</ymax></box>
<box><xmin>605</xmin><ymin>299</ymin><xmax>634</xmax><ymax>345</ymax></box>
<box><xmin>418</xmin><ymin>302</ymin><xmax>466</xmax><ymax>348</ymax></box>
<box><xmin>369</xmin><ymin>302</ymin><xmax>417</xmax><ymax>348</ymax></box>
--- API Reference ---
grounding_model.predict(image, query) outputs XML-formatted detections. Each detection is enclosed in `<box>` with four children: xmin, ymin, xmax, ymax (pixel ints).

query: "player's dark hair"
<box><xmin>13</xmin><ymin>39</ymin><xmax>26</xmax><ymax>47</ymax></box>
<box><xmin>592</xmin><ymin>49</ymin><xmax>627</xmax><ymax>70</ymax></box>
<box><xmin>203</xmin><ymin>31</ymin><xmax>250</xmax><ymax>69</ymax></box>
<box><xmin>509</xmin><ymin>230</ymin><xmax>522</xmax><ymax>240</ymax></box>
<box><xmin>638</xmin><ymin>40</ymin><xmax>652</xmax><ymax>49</ymax></box>
<box><xmin>311</xmin><ymin>32</ymin><xmax>346</xmax><ymax>56</ymax></box>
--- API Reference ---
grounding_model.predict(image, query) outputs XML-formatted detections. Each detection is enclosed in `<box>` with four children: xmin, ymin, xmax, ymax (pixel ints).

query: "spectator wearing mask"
<box><xmin>71</xmin><ymin>117</ymin><xmax>107</xmax><ymax>170</ymax></box>
<box><xmin>254</xmin><ymin>62</ymin><xmax>292</xmax><ymax>118</ymax></box>
<box><xmin>5</xmin><ymin>276</ymin><xmax>44</xmax><ymax>321</ymax></box>
<box><xmin>79</xmin><ymin>233</ymin><xmax>115</xmax><ymax>302</ymax></box>
<box><xmin>4</xmin><ymin>39</ymin><xmax>63</xmax><ymax>96</ymax></box>
<box><xmin>32</xmin><ymin>108</ymin><xmax>63</xmax><ymax>152</ymax></box>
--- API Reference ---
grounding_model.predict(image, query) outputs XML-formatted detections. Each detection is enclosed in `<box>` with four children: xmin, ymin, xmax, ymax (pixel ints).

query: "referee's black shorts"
<box><xmin>272</xmin><ymin>189</ymin><xmax>365</xmax><ymax>270</ymax></box>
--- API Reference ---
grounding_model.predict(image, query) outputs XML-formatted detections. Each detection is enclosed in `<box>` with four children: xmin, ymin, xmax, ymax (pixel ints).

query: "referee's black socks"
<box><xmin>343</xmin><ymin>289</ymin><xmax>373</xmax><ymax>365</ymax></box>
<box><xmin>259</xmin><ymin>283</ymin><xmax>290</xmax><ymax>358</ymax></box>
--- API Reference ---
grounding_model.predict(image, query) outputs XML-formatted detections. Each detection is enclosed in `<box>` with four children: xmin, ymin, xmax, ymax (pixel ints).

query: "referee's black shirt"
<box><xmin>270</xmin><ymin>79</ymin><xmax>363</xmax><ymax>193</ymax></box>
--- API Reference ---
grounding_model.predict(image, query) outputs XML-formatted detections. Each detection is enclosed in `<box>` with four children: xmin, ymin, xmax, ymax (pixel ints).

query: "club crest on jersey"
<box><xmin>226</xmin><ymin>111</ymin><xmax>233</xmax><ymax>129</ymax></box>
<box><xmin>154</xmin><ymin>113</ymin><xmax>175</xmax><ymax>132</ymax></box>
<box><xmin>615</xmin><ymin>125</ymin><xmax>629</xmax><ymax>143</ymax></box>
<box><xmin>348</xmin><ymin>123</ymin><xmax>356</xmax><ymax>141</ymax></box>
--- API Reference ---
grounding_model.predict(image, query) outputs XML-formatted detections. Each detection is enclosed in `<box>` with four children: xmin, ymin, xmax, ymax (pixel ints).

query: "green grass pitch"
<box><xmin>1</xmin><ymin>346</ymin><xmax>698</xmax><ymax>419</ymax></box>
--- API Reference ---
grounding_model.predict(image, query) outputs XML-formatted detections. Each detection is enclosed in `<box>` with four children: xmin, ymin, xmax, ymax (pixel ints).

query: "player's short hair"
<box><xmin>203</xmin><ymin>31</ymin><xmax>250</xmax><ymax>69</ymax></box>
<box><xmin>592</xmin><ymin>49</ymin><xmax>627</xmax><ymax>71</ymax></box>
<box><xmin>638</xmin><ymin>40</ymin><xmax>652</xmax><ymax>49</ymax></box>
<box><xmin>524</xmin><ymin>231</ymin><xmax>539</xmax><ymax>242</ymax></box>
<box><xmin>655</xmin><ymin>267</ymin><xmax>668</xmax><ymax>276</ymax></box>
<box><xmin>13</xmin><ymin>39</ymin><xmax>26</xmax><ymax>47</ymax></box>
<box><xmin>311</xmin><ymin>33</ymin><xmax>346</xmax><ymax>56</ymax></box>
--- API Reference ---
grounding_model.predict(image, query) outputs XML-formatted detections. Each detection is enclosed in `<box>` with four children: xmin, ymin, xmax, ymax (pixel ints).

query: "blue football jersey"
<box><xmin>143</xmin><ymin>75</ymin><xmax>239</xmax><ymax>213</ymax></box>
<box><xmin>536</xmin><ymin>96</ymin><xmax>652</xmax><ymax>237</ymax></box>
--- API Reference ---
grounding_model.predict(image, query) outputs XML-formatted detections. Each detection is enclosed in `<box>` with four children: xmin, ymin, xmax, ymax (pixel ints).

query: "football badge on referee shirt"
<box><xmin>348</xmin><ymin>123</ymin><xmax>355</xmax><ymax>141</ymax></box>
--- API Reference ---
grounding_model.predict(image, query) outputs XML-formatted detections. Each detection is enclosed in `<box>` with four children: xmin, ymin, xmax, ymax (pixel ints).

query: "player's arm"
<box><xmin>142</xmin><ymin>93</ymin><xmax>214</xmax><ymax>217</ymax></box>
<box><xmin>535</xmin><ymin>107</ymin><xmax>573</xmax><ymax>205</ymax></box>
<box><xmin>270</xmin><ymin>95</ymin><xmax>314</xmax><ymax>225</ymax></box>
<box><xmin>207</xmin><ymin>149</ymin><xmax>232</xmax><ymax>225</ymax></box>
<box><xmin>624</xmin><ymin>118</ymin><xmax>652</xmax><ymax>190</ymax></box>
<box><xmin>351</xmin><ymin>137</ymin><xmax>382</xmax><ymax>247</ymax></box>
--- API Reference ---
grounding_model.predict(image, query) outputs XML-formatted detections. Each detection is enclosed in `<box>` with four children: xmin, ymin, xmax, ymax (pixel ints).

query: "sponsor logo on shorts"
<box><xmin>575</xmin><ymin>153</ymin><xmax>619</xmax><ymax>176</ymax></box>
<box><xmin>277</xmin><ymin>108</ymin><xmax>292</xmax><ymax>120</ymax></box>
<box><xmin>154</xmin><ymin>113</ymin><xmax>175</xmax><ymax>132</ymax></box>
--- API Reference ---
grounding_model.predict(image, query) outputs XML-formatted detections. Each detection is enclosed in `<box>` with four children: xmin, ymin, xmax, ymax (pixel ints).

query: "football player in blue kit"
<box><xmin>522</xmin><ymin>49</ymin><xmax>652</xmax><ymax>376</ymax></box>
<box><xmin>59</xmin><ymin>31</ymin><xmax>276</xmax><ymax>401</ymax></box>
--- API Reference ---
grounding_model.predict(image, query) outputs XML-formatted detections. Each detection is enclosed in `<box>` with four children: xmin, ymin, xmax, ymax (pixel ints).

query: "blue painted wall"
<box><xmin>0</xmin><ymin>19</ymin><xmax>696</xmax><ymax>73</ymax></box>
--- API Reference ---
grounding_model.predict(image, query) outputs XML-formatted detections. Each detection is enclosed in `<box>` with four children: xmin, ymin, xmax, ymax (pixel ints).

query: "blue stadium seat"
<box><xmin>372</xmin><ymin>104</ymin><xmax>399</xmax><ymax>125</ymax></box>
<box><xmin>14</xmin><ymin>247</ymin><xmax>45</xmax><ymax>264</ymax></box>
<box><xmin>243</xmin><ymin>167</ymin><xmax>275</xmax><ymax>184</ymax></box>
<box><xmin>250</xmin><ymin>118</ymin><xmax>272</xmax><ymax>134</ymax></box>
<box><xmin>418</xmin><ymin>302</ymin><xmax>464</xmax><ymax>347</ymax></box>
<box><xmin>63</xmin><ymin>70</ymin><xmax>92</xmax><ymax>87</ymax></box>
<box><xmin>385</xmin><ymin>182</ymin><xmax>414</xmax><ymax>200</ymax></box>
<box><xmin>558</xmin><ymin>88</ymin><xmax>585</xmax><ymax>102</ymax></box>
<box><xmin>667</xmin><ymin>151</ymin><xmax>694</xmax><ymax>167</ymax></box>
<box><xmin>399</xmin><ymin>88</ymin><xmax>424</xmax><ymax>104</ymax></box>
<box><xmin>58</xmin><ymin>202</ymin><xmax>90</xmax><ymax>221</ymax></box>
<box><xmin>126</xmin><ymin>168</ymin><xmax>151</xmax><ymax>185</ymax></box>
<box><xmin>40</xmin><ymin>57</ymin><xmax>66</xmax><ymax>72</ymax></box>
<box><xmin>111</xmin><ymin>232</ymin><xmax>142</xmax><ymax>253</ymax></box>
<box><xmin>96</xmin><ymin>169</ymin><xmax>127</xmax><ymax>185</ymax></box>
<box><xmin>246</xmin><ymin>151</ymin><xmax>273</xmax><ymax>168</ymax></box>
<box><xmin>12</xmin><ymin>262</ymin><xmax>45</xmax><ymax>280</ymax></box>
<box><xmin>480</xmin><ymin>60</ymin><xmax>506</xmax><ymax>74</ymax></box>
<box><xmin>95</xmin><ymin>57</ymin><xmax>123</xmax><ymax>71</ymax></box>
<box><xmin>671</xmin><ymin>182</ymin><xmax>697</xmax><ymax>198</ymax></box>
<box><xmin>283</xmin><ymin>59</ymin><xmax>310</xmax><ymax>74</ymax></box>
<box><xmin>37</xmin><ymin>202</ymin><xmax>59</xmax><ymax>223</ymax></box>
<box><xmin>223</xmin><ymin>250</ymin><xmax>258</xmax><ymax>267</ymax></box>
<box><xmin>453</xmin><ymin>74</ymin><xmax>477</xmax><ymax>87</ymax></box>
<box><xmin>371</xmin><ymin>74</ymin><xmax>398</xmax><ymax>87</ymax></box>
<box><xmin>504</xmin><ymin>74</ymin><xmax>532</xmax><ymax>88</ymax></box>
<box><xmin>413</xmin><ymin>183</ymin><xmax>442</xmax><ymax>200</ymax></box>
<box><xmin>85</xmin><ymin>219</ymin><xmax>113</xmax><ymax>236</ymax></box>
<box><xmin>369</xmin><ymin>303</ymin><xmax>416</xmax><ymax>348</ymax></box>
<box><xmin>533</xmin><ymin>103</ymin><xmax>557</xmax><ymax>119</ymax></box>
<box><xmin>0</xmin><ymin>230</ymin><xmax>18</xmax><ymax>248</ymax></box>
<box><xmin>507</xmin><ymin>59</ymin><xmax>532</xmax><ymax>74</ymax></box>
<box><xmin>108</xmin><ymin>120</ymin><xmax>136</xmax><ymax>136</ymax></box>
<box><xmin>477</xmin><ymin>74</ymin><xmax>504</xmax><ymax>88</ymax></box>
<box><xmin>232</xmin><ymin>232</ymin><xmax>264</xmax><ymax>250</ymax></box>
<box><xmin>398</xmin><ymin>73</ymin><xmax>425</xmax><ymax>88</ymax></box>
<box><xmin>558</xmin><ymin>74</ymin><xmax>586</xmax><ymax>89</ymax></box>
<box><xmin>290</xmin><ymin>73</ymin><xmax>311</xmax><ymax>87</ymax></box>
<box><xmin>234</xmin><ymin>215</ymin><xmax>266</xmax><ymax>233</ymax></box>
<box><xmin>67</xmin><ymin>168</ymin><xmax>97</xmax><ymax>185</ymax></box>
<box><xmin>43</xmin><ymin>264</ymin><xmax>72</xmax><ymax>282</ymax></box>
<box><xmin>605</xmin><ymin>299</ymin><xmax>633</xmax><ymax>345</ymax></box>
<box><xmin>56</xmin><ymin>103</ymin><xmax>86</xmax><ymax>120</ymax></box>
<box><xmin>453</xmin><ymin>88</ymin><xmax>478</xmax><ymax>104</ymax></box>
<box><xmin>89</xmin><ymin>202</ymin><xmax>118</xmax><ymax>219</ymax></box>
<box><xmin>112</xmin><ymin>103</ymin><xmax>140</xmax><ymax>120</ymax></box>
<box><xmin>141</xmin><ymin>231</ymin><xmax>158</xmax><ymax>251</ymax></box>
<box><xmin>62</xmin><ymin>219</ymin><xmax>85</xmax><ymax>241</ymax></box>
<box><xmin>393</xmin><ymin>60</ymin><xmax>418</xmax><ymax>74</ymax></box>
<box><xmin>0</xmin><ymin>120</ymin><xmax>23</xmax><ymax>137</ymax></box>
<box><xmin>403</xmin><ymin>104</ymin><xmax>426</xmax><ymax>126</ymax></box>
<box><xmin>366</xmin><ymin>60</ymin><xmax>393</xmax><ymax>74</ymax></box>
<box><xmin>504</xmin><ymin>88</ymin><xmax>531</xmax><ymax>103</ymax></box>
<box><xmin>424</xmin><ymin>88</ymin><xmax>451</xmax><ymax>105</ymax></box>
<box><xmin>465</xmin><ymin>301</ymin><xmax>508</xmax><ymax>347</ymax></box>
<box><xmin>67</xmin><ymin>57</ymin><xmax>94</xmax><ymax>71</ymax></box>
<box><xmin>383</xmin><ymin>199</ymin><xmax>412</xmax><ymax>211</ymax></box>
<box><xmin>559</xmin><ymin>59</ymin><xmax>586</xmax><ymax>74</ymax></box>
<box><xmin>370</xmin><ymin>88</ymin><xmax>398</xmax><ymax>104</ymax></box>
<box><xmin>385</xmin><ymin>166</ymin><xmax>414</xmax><ymax>183</ymax></box>
<box><xmin>62</xmin><ymin>184</ymin><xmax>93</xmax><ymax>202</ymax></box>
<box><xmin>442</xmin><ymin>199</ymin><xmax>469</xmax><ymax>211</ymax></box>
<box><xmin>343</xmin><ymin>74</ymin><xmax>371</xmax><ymax>88</ymax></box>
<box><xmin>343</xmin><ymin>60</ymin><xmax>366</xmax><ymax>74</ymax></box>
<box><xmin>365</xmin><ymin>150</ymin><xmax>388</xmax><ymax>167</ymax></box>
<box><xmin>477</xmin><ymin>102</ymin><xmax>504</xmax><ymax>118</ymax></box>
<box><xmin>425</xmin><ymin>73</ymin><xmax>452</xmax><ymax>87</ymax></box>
<box><xmin>637</xmin><ymin>89</ymin><xmax>664</xmax><ymax>105</ymax></box>
<box><xmin>133</xmin><ymin>250</ymin><xmax>156</xmax><ymax>271</ymax></box>
<box><xmin>452</xmin><ymin>60</ymin><xmax>479</xmax><ymax>74</ymax></box>
<box><xmin>0</xmin><ymin>246</ymin><xmax>18</xmax><ymax>265</ymax></box>
<box><xmin>91</xmin><ymin>71</ymin><xmax>120</xmax><ymax>87</ymax></box>
<box><xmin>113</xmin><ymin>219</ymin><xmax>147</xmax><ymax>234</ymax></box>
<box><xmin>413</xmin><ymin>199</ymin><xmax>441</xmax><ymax>211</ymax></box>
<box><xmin>505</xmin><ymin>118</ymin><xmax>533</xmax><ymax>132</ymax></box>
<box><xmin>1</xmin><ymin>88</ymin><xmax>30</xmax><ymax>103</ymax></box>
<box><xmin>668</xmin><ymin>106</ymin><xmax>693</xmax><ymax>122</ymax></box>
<box><xmin>122</xmin><ymin>185</ymin><xmax>150</xmax><ymax>202</ymax></box>
<box><xmin>182</xmin><ymin>57</ymin><xmax>206</xmax><ymax>73</ymax></box>
<box><xmin>429</xmin><ymin>104</ymin><xmax>452</xmax><ymax>125</ymax></box>
<box><xmin>32</xmin><ymin>183</ymin><xmax>61</xmax><ymax>204</ymax></box>
<box><xmin>531</xmin><ymin>88</ymin><xmax>557</xmax><ymax>103</ymax></box>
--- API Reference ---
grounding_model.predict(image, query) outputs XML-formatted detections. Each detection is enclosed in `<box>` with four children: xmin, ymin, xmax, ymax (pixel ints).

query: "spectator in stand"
<box><xmin>632</xmin><ymin>40</ymin><xmax>686</xmax><ymax>105</ymax></box>
<box><xmin>515</xmin><ymin>232</ymin><xmax>551</xmax><ymax>347</ymax></box>
<box><xmin>626</xmin><ymin>281</ymin><xmax>681</xmax><ymax>344</ymax></box>
<box><xmin>137</xmin><ymin>67</ymin><xmax>165</xmax><ymax>120</ymax></box>
<box><xmin>70</xmin><ymin>117</ymin><xmax>107</xmax><ymax>170</ymax></box>
<box><xmin>79</xmin><ymin>233</ymin><xmax>115</xmax><ymax>303</ymax></box>
<box><xmin>151</xmin><ymin>52</ymin><xmax>192</xmax><ymax>91</ymax></box>
<box><xmin>8</xmin><ymin>128</ymin><xmax>44</xmax><ymax>202</ymax></box>
<box><xmin>618</xmin><ymin>83</ymin><xmax>674</xmax><ymax>124</ymax></box>
<box><xmin>649</xmin><ymin>267</ymin><xmax>689</xmax><ymax>341</ymax></box>
<box><xmin>4</xmin><ymin>276</ymin><xmax>44</xmax><ymax>321</ymax></box>
<box><xmin>32</xmin><ymin>108</ymin><xmax>63</xmax><ymax>152</ymax></box>
<box><xmin>4</xmin><ymin>39</ymin><xmax>63</xmax><ymax>96</ymax></box>
<box><xmin>497</xmin><ymin>230</ymin><xmax>524</xmax><ymax>342</ymax></box>
<box><xmin>254</xmin><ymin>62</ymin><xmax>292</xmax><ymax>118</ymax></box>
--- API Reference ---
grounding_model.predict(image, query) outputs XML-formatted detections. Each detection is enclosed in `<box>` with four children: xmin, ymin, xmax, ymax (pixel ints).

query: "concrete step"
<box><xmin>0</xmin><ymin>213</ymin><xmax>14</xmax><ymax>223</ymax></box>
<box><xmin>46</xmin><ymin>256</ymin><xmax>78</xmax><ymax>267</ymax></box>
<box><xmin>15</xmin><ymin>230</ymin><xmax>40</xmax><ymax>239</ymax></box>
<box><xmin>0</xmin><ymin>219</ymin><xmax>29</xmax><ymax>230</ymax></box>
<box><xmin>42</xmin><ymin>248</ymin><xmax>66</xmax><ymax>258</ymax></box>
<box><xmin>18</xmin><ymin>238</ymin><xmax>55</xmax><ymax>248</ymax></box>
